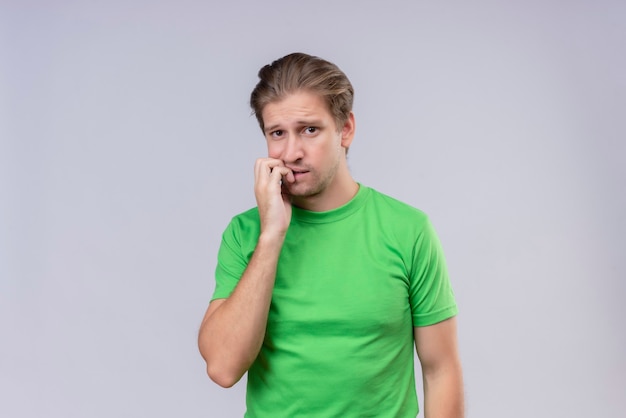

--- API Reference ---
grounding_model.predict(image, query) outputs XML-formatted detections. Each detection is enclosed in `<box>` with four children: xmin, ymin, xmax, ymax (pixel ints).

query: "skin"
<box><xmin>198</xmin><ymin>90</ymin><xmax>464</xmax><ymax>417</ymax></box>
<box><xmin>415</xmin><ymin>318</ymin><xmax>465</xmax><ymax>418</ymax></box>
<box><xmin>261</xmin><ymin>89</ymin><xmax>358</xmax><ymax>212</ymax></box>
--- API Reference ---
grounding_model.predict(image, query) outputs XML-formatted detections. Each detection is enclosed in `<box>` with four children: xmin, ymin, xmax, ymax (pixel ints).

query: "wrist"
<box><xmin>257</xmin><ymin>230</ymin><xmax>287</xmax><ymax>248</ymax></box>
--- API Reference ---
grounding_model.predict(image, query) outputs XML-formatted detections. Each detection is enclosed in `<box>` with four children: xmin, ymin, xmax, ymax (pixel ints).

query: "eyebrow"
<box><xmin>264</xmin><ymin>124</ymin><xmax>281</xmax><ymax>134</ymax></box>
<box><xmin>264</xmin><ymin>119</ymin><xmax>324</xmax><ymax>134</ymax></box>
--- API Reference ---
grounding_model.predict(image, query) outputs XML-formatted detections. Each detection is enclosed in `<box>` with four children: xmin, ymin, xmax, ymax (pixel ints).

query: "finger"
<box><xmin>269</xmin><ymin>166</ymin><xmax>292</xmax><ymax>185</ymax></box>
<box><xmin>254</xmin><ymin>158</ymin><xmax>285</xmax><ymax>180</ymax></box>
<box><xmin>254</xmin><ymin>159</ymin><xmax>273</xmax><ymax>186</ymax></box>
<box><xmin>282</xmin><ymin>170</ymin><xmax>295</xmax><ymax>183</ymax></box>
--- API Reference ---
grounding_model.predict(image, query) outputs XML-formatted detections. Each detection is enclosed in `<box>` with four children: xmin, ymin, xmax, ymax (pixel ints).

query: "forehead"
<box><xmin>261</xmin><ymin>90</ymin><xmax>333</xmax><ymax>130</ymax></box>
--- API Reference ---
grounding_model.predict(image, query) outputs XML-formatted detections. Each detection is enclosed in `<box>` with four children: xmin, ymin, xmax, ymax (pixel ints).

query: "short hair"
<box><xmin>250</xmin><ymin>52</ymin><xmax>354</xmax><ymax>132</ymax></box>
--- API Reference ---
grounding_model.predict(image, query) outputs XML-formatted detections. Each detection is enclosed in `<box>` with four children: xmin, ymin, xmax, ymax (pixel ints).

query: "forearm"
<box><xmin>198</xmin><ymin>233</ymin><xmax>283</xmax><ymax>387</ymax></box>
<box><xmin>422</xmin><ymin>363</ymin><xmax>464</xmax><ymax>418</ymax></box>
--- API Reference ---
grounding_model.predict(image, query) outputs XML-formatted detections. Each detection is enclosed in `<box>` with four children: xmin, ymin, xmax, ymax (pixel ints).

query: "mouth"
<box><xmin>292</xmin><ymin>170</ymin><xmax>309</xmax><ymax>180</ymax></box>
<box><xmin>287</xmin><ymin>167</ymin><xmax>309</xmax><ymax>180</ymax></box>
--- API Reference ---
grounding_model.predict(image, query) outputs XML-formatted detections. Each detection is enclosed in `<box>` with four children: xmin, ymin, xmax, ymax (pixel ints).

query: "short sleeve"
<box><xmin>409</xmin><ymin>218</ymin><xmax>458</xmax><ymax>327</ymax></box>
<box><xmin>211</xmin><ymin>219</ymin><xmax>249</xmax><ymax>301</ymax></box>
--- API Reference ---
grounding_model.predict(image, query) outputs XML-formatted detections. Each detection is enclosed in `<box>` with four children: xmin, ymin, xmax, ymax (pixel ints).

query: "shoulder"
<box><xmin>231</xmin><ymin>206</ymin><xmax>260</xmax><ymax>224</ymax></box>
<box><xmin>364</xmin><ymin>186</ymin><xmax>430</xmax><ymax>226</ymax></box>
<box><xmin>221</xmin><ymin>206</ymin><xmax>261</xmax><ymax>240</ymax></box>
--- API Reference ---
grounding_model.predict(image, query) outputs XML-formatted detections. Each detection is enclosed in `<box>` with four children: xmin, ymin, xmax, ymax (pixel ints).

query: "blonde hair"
<box><xmin>250</xmin><ymin>52</ymin><xmax>354</xmax><ymax>132</ymax></box>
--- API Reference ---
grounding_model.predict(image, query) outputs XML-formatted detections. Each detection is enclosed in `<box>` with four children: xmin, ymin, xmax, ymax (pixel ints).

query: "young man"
<box><xmin>198</xmin><ymin>53</ymin><xmax>464</xmax><ymax>418</ymax></box>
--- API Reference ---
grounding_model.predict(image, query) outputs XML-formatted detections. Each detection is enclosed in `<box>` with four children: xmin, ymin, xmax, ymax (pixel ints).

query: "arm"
<box><xmin>414</xmin><ymin>317</ymin><xmax>464</xmax><ymax>418</ymax></box>
<box><xmin>198</xmin><ymin>158</ymin><xmax>295</xmax><ymax>388</ymax></box>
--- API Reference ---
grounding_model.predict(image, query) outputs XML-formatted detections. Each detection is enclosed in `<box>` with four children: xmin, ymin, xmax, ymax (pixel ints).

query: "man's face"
<box><xmin>261</xmin><ymin>90</ymin><xmax>354</xmax><ymax>203</ymax></box>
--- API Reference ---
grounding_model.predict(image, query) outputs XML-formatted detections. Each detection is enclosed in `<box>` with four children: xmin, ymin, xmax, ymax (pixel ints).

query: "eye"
<box><xmin>270</xmin><ymin>130</ymin><xmax>284</xmax><ymax>138</ymax></box>
<box><xmin>304</xmin><ymin>127</ymin><xmax>317</xmax><ymax>134</ymax></box>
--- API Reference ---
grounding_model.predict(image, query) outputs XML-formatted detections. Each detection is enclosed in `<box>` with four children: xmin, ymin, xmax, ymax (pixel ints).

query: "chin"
<box><xmin>285</xmin><ymin>183</ymin><xmax>321</xmax><ymax>198</ymax></box>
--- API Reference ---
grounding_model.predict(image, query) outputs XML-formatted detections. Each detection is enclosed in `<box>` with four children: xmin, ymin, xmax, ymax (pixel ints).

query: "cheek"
<box><xmin>266</xmin><ymin>142</ymin><xmax>281</xmax><ymax>158</ymax></box>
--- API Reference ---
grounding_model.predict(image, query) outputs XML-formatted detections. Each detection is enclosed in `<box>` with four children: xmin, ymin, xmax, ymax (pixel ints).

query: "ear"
<box><xmin>340</xmin><ymin>112</ymin><xmax>356</xmax><ymax>149</ymax></box>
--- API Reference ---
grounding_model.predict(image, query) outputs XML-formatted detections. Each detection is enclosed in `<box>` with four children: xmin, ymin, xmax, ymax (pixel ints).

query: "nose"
<box><xmin>282</xmin><ymin>136</ymin><xmax>304</xmax><ymax>163</ymax></box>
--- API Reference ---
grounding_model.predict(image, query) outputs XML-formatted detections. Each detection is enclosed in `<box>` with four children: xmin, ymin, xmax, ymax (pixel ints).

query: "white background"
<box><xmin>1</xmin><ymin>0</ymin><xmax>624</xmax><ymax>417</ymax></box>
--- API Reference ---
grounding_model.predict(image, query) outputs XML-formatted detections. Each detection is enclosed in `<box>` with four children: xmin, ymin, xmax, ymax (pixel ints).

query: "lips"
<box><xmin>287</xmin><ymin>166</ymin><xmax>309</xmax><ymax>178</ymax></box>
<box><xmin>293</xmin><ymin>171</ymin><xmax>308</xmax><ymax>178</ymax></box>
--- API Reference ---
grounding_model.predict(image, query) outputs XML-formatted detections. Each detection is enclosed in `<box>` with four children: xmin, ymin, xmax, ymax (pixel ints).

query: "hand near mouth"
<box><xmin>254</xmin><ymin>158</ymin><xmax>295</xmax><ymax>239</ymax></box>
<box><xmin>285</xmin><ymin>167</ymin><xmax>309</xmax><ymax>179</ymax></box>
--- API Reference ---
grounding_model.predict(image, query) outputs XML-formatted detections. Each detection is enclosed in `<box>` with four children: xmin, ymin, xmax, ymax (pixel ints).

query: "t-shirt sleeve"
<box><xmin>211</xmin><ymin>219</ymin><xmax>249</xmax><ymax>301</ymax></box>
<box><xmin>409</xmin><ymin>218</ymin><xmax>458</xmax><ymax>327</ymax></box>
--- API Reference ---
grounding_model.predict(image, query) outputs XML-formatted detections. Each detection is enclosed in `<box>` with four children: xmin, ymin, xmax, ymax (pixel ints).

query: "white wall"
<box><xmin>1</xmin><ymin>1</ymin><xmax>624</xmax><ymax>417</ymax></box>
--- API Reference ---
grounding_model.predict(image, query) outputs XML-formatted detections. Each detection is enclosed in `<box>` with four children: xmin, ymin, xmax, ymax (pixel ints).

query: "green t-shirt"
<box><xmin>212</xmin><ymin>185</ymin><xmax>458</xmax><ymax>417</ymax></box>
